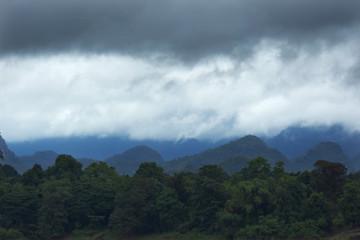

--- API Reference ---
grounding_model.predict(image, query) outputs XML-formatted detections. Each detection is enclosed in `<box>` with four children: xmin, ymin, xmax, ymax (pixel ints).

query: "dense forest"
<box><xmin>0</xmin><ymin>154</ymin><xmax>359</xmax><ymax>240</ymax></box>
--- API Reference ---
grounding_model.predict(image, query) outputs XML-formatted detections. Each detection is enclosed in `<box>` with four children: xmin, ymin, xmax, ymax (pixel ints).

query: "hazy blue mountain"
<box><xmin>266</xmin><ymin>124</ymin><xmax>360</xmax><ymax>158</ymax></box>
<box><xmin>351</xmin><ymin>154</ymin><xmax>360</xmax><ymax>171</ymax></box>
<box><xmin>217</xmin><ymin>155</ymin><xmax>249</xmax><ymax>175</ymax></box>
<box><xmin>8</xmin><ymin>136</ymin><xmax>222</xmax><ymax>160</ymax></box>
<box><xmin>164</xmin><ymin>135</ymin><xmax>291</xmax><ymax>173</ymax></box>
<box><xmin>19</xmin><ymin>150</ymin><xmax>58</xmax><ymax>169</ymax></box>
<box><xmin>19</xmin><ymin>150</ymin><xmax>96</xmax><ymax>172</ymax></box>
<box><xmin>105</xmin><ymin>145</ymin><xmax>164</xmax><ymax>175</ymax></box>
<box><xmin>76</xmin><ymin>158</ymin><xmax>97</xmax><ymax>169</ymax></box>
<box><xmin>292</xmin><ymin>141</ymin><xmax>354</xmax><ymax>172</ymax></box>
<box><xmin>0</xmin><ymin>135</ymin><xmax>27</xmax><ymax>173</ymax></box>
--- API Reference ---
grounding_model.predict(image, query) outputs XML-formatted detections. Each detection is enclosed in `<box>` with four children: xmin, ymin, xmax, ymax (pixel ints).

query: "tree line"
<box><xmin>0</xmin><ymin>154</ymin><xmax>359</xmax><ymax>239</ymax></box>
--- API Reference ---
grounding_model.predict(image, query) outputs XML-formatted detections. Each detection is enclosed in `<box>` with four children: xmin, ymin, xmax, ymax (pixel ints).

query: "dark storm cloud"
<box><xmin>1</xmin><ymin>0</ymin><xmax>360</xmax><ymax>59</ymax></box>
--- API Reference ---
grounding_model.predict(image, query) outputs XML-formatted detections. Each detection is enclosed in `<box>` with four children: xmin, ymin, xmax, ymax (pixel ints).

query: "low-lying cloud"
<box><xmin>1</xmin><ymin>37</ymin><xmax>359</xmax><ymax>142</ymax></box>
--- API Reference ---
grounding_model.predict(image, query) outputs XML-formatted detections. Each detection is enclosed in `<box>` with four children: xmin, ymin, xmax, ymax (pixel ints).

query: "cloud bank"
<box><xmin>1</xmin><ymin>0</ymin><xmax>360</xmax><ymax>142</ymax></box>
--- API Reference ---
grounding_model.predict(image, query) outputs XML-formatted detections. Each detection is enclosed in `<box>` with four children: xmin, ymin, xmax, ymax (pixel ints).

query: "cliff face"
<box><xmin>0</xmin><ymin>135</ymin><xmax>27</xmax><ymax>173</ymax></box>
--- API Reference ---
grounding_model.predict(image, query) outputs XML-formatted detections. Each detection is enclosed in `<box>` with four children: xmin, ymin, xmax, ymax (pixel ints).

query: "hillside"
<box><xmin>164</xmin><ymin>135</ymin><xmax>292</xmax><ymax>173</ymax></box>
<box><xmin>0</xmin><ymin>135</ymin><xmax>27</xmax><ymax>173</ymax></box>
<box><xmin>19</xmin><ymin>150</ymin><xmax>58</xmax><ymax>169</ymax></box>
<box><xmin>293</xmin><ymin>141</ymin><xmax>353</xmax><ymax>172</ymax></box>
<box><xmin>105</xmin><ymin>145</ymin><xmax>164</xmax><ymax>175</ymax></box>
<box><xmin>351</xmin><ymin>154</ymin><xmax>360</xmax><ymax>171</ymax></box>
<box><xmin>266</xmin><ymin>125</ymin><xmax>360</xmax><ymax>158</ymax></box>
<box><xmin>18</xmin><ymin>151</ymin><xmax>96</xmax><ymax>172</ymax></box>
<box><xmin>217</xmin><ymin>155</ymin><xmax>249</xmax><ymax>175</ymax></box>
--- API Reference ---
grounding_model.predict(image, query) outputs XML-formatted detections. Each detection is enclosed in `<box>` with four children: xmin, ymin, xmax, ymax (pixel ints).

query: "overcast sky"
<box><xmin>1</xmin><ymin>0</ymin><xmax>360</xmax><ymax>142</ymax></box>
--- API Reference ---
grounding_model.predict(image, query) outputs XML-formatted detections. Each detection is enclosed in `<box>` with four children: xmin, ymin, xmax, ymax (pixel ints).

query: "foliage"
<box><xmin>312</xmin><ymin>160</ymin><xmax>347</xmax><ymax>201</ymax></box>
<box><xmin>0</xmin><ymin>154</ymin><xmax>358</xmax><ymax>240</ymax></box>
<box><xmin>37</xmin><ymin>178</ymin><xmax>73</xmax><ymax>239</ymax></box>
<box><xmin>339</xmin><ymin>181</ymin><xmax>360</xmax><ymax>225</ymax></box>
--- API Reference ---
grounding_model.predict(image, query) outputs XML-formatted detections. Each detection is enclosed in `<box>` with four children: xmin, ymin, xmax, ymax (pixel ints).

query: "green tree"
<box><xmin>110</xmin><ymin>177</ymin><xmax>163</xmax><ymax>235</ymax></box>
<box><xmin>69</xmin><ymin>163</ymin><xmax>119</xmax><ymax>229</ymax></box>
<box><xmin>155</xmin><ymin>187</ymin><xmax>185</xmax><ymax>232</ymax></box>
<box><xmin>339</xmin><ymin>181</ymin><xmax>360</xmax><ymax>226</ymax></box>
<box><xmin>187</xmin><ymin>175</ymin><xmax>227</xmax><ymax>232</ymax></box>
<box><xmin>226</xmin><ymin>178</ymin><xmax>275</xmax><ymax>226</ymax></box>
<box><xmin>312</xmin><ymin>160</ymin><xmax>347</xmax><ymax>201</ymax></box>
<box><xmin>22</xmin><ymin>164</ymin><xmax>43</xmax><ymax>186</ymax></box>
<box><xmin>0</xmin><ymin>164</ymin><xmax>19</xmax><ymax>178</ymax></box>
<box><xmin>37</xmin><ymin>178</ymin><xmax>72</xmax><ymax>239</ymax></box>
<box><xmin>272</xmin><ymin>161</ymin><xmax>285</xmax><ymax>179</ymax></box>
<box><xmin>199</xmin><ymin>164</ymin><xmax>228</xmax><ymax>183</ymax></box>
<box><xmin>0</xmin><ymin>183</ymin><xmax>40</xmax><ymax>238</ymax></box>
<box><xmin>303</xmin><ymin>192</ymin><xmax>331</xmax><ymax>231</ymax></box>
<box><xmin>273</xmin><ymin>175</ymin><xmax>307</xmax><ymax>224</ymax></box>
<box><xmin>245</xmin><ymin>157</ymin><xmax>271</xmax><ymax>180</ymax></box>
<box><xmin>134</xmin><ymin>162</ymin><xmax>166</xmax><ymax>183</ymax></box>
<box><xmin>45</xmin><ymin>154</ymin><xmax>82</xmax><ymax>181</ymax></box>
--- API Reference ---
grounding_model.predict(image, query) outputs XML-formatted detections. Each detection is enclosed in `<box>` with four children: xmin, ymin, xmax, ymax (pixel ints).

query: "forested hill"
<box><xmin>2</xmin><ymin>134</ymin><xmax>359</xmax><ymax>175</ymax></box>
<box><xmin>163</xmin><ymin>135</ymin><xmax>292</xmax><ymax>173</ymax></box>
<box><xmin>293</xmin><ymin>141</ymin><xmax>354</xmax><ymax>172</ymax></box>
<box><xmin>105</xmin><ymin>145</ymin><xmax>164</xmax><ymax>175</ymax></box>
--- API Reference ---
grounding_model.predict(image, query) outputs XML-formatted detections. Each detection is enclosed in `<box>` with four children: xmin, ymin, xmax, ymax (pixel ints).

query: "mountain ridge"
<box><xmin>105</xmin><ymin>145</ymin><xmax>165</xmax><ymax>175</ymax></box>
<box><xmin>163</xmin><ymin>135</ymin><xmax>293</xmax><ymax>173</ymax></box>
<box><xmin>292</xmin><ymin>141</ymin><xmax>354</xmax><ymax>172</ymax></box>
<box><xmin>2</xmin><ymin>124</ymin><xmax>359</xmax><ymax>175</ymax></box>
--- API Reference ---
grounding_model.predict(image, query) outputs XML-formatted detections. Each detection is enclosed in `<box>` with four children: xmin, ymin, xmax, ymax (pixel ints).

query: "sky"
<box><xmin>1</xmin><ymin>0</ymin><xmax>360</xmax><ymax>142</ymax></box>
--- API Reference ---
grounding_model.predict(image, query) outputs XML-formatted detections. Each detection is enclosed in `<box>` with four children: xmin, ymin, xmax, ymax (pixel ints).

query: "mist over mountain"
<box><xmin>2</xmin><ymin>124</ymin><xmax>360</xmax><ymax>175</ymax></box>
<box><xmin>266</xmin><ymin>124</ymin><xmax>360</xmax><ymax>158</ymax></box>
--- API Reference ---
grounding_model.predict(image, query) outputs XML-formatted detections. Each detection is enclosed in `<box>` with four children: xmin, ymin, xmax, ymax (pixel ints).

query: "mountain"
<box><xmin>76</xmin><ymin>158</ymin><xmax>97</xmax><ymax>169</ymax></box>
<box><xmin>19</xmin><ymin>150</ymin><xmax>58</xmax><ymax>170</ymax></box>
<box><xmin>0</xmin><ymin>135</ymin><xmax>27</xmax><ymax>173</ymax></box>
<box><xmin>217</xmin><ymin>155</ymin><xmax>249</xmax><ymax>175</ymax></box>
<box><xmin>292</xmin><ymin>141</ymin><xmax>354</xmax><ymax>172</ymax></box>
<box><xmin>18</xmin><ymin>150</ymin><xmax>96</xmax><ymax>172</ymax></box>
<box><xmin>8</xmin><ymin>136</ymin><xmax>222</xmax><ymax>160</ymax></box>
<box><xmin>266</xmin><ymin>125</ymin><xmax>360</xmax><ymax>158</ymax></box>
<box><xmin>351</xmin><ymin>154</ymin><xmax>360</xmax><ymax>171</ymax></box>
<box><xmin>164</xmin><ymin>135</ymin><xmax>291</xmax><ymax>173</ymax></box>
<box><xmin>105</xmin><ymin>145</ymin><xmax>164</xmax><ymax>175</ymax></box>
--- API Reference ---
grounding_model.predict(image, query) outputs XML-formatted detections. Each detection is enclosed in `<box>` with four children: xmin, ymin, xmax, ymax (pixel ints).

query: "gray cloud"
<box><xmin>1</xmin><ymin>37</ymin><xmax>360</xmax><ymax>142</ymax></box>
<box><xmin>1</xmin><ymin>0</ymin><xmax>360</xmax><ymax>142</ymax></box>
<box><xmin>1</xmin><ymin>0</ymin><xmax>360</xmax><ymax>60</ymax></box>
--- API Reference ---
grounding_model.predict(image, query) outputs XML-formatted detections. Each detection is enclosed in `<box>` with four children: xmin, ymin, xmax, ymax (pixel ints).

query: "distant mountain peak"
<box><xmin>121</xmin><ymin>145</ymin><xmax>164</xmax><ymax>162</ymax></box>
<box><xmin>266</xmin><ymin>124</ymin><xmax>360</xmax><ymax>158</ymax></box>
<box><xmin>307</xmin><ymin>141</ymin><xmax>344</xmax><ymax>156</ymax></box>
<box><xmin>164</xmin><ymin>135</ymin><xmax>291</xmax><ymax>174</ymax></box>
<box><xmin>234</xmin><ymin>135</ymin><xmax>266</xmax><ymax>146</ymax></box>
<box><xmin>105</xmin><ymin>145</ymin><xmax>164</xmax><ymax>175</ymax></box>
<box><xmin>33</xmin><ymin>150</ymin><xmax>58</xmax><ymax>157</ymax></box>
<box><xmin>294</xmin><ymin>141</ymin><xmax>353</xmax><ymax>172</ymax></box>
